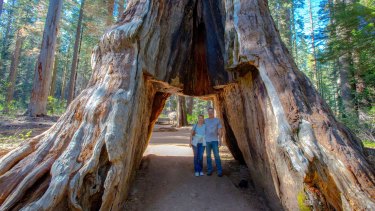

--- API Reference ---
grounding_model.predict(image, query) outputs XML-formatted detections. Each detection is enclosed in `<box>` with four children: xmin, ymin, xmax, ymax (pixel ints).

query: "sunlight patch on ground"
<box><xmin>144</xmin><ymin>144</ymin><xmax>193</xmax><ymax>157</ymax></box>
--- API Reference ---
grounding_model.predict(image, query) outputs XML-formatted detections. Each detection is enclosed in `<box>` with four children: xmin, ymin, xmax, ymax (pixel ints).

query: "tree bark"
<box><xmin>60</xmin><ymin>43</ymin><xmax>73</xmax><ymax>101</ymax></box>
<box><xmin>307</xmin><ymin>0</ymin><xmax>319</xmax><ymax>91</ymax></box>
<box><xmin>291</xmin><ymin>1</ymin><xmax>298</xmax><ymax>61</ymax></box>
<box><xmin>339</xmin><ymin>52</ymin><xmax>354</xmax><ymax>115</ymax></box>
<box><xmin>335</xmin><ymin>0</ymin><xmax>356</xmax><ymax>118</ymax></box>
<box><xmin>106</xmin><ymin>0</ymin><xmax>115</xmax><ymax>26</ymax></box>
<box><xmin>67</xmin><ymin>0</ymin><xmax>85</xmax><ymax>106</ymax></box>
<box><xmin>177</xmin><ymin>96</ymin><xmax>188</xmax><ymax>127</ymax></box>
<box><xmin>49</xmin><ymin>39</ymin><xmax>60</xmax><ymax>97</ymax></box>
<box><xmin>27</xmin><ymin>0</ymin><xmax>63</xmax><ymax>116</ymax></box>
<box><xmin>0</xmin><ymin>0</ymin><xmax>3</xmax><ymax>18</ymax></box>
<box><xmin>186</xmin><ymin>96</ymin><xmax>193</xmax><ymax>115</ymax></box>
<box><xmin>117</xmin><ymin>0</ymin><xmax>124</xmax><ymax>21</ymax></box>
<box><xmin>4</xmin><ymin>29</ymin><xmax>24</xmax><ymax>113</ymax></box>
<box><xmin>279</xmin><ymin>1</ymin><xmax>292</xmax><ymax>52</ymax></box>
<box><xmin>0</xmin><ymin>0</ymin><xmax>373</xmax><ymax>210</ymax></box>
<box><xmin>60</xmin><ymin>66</ymin><xmax>67</xmax><ymax>101</ymax></box>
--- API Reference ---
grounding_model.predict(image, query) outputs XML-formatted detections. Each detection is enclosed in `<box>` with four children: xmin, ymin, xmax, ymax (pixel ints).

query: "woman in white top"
<box><xmin>190</xmin><ymin>115</ymin><xmax>206</xmax><ymax>177</ymax></box>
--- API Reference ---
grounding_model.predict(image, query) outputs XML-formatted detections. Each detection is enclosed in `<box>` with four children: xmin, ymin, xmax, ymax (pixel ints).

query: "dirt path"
<box><xmin>123</xmin><ymin>126</ymin><xmax>269</xmax><ymax>211</ymax></box>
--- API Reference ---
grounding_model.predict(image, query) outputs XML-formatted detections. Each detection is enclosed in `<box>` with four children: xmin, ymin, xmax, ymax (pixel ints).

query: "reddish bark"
<box><xmin>27</xmin><ymin>0</ymin><xmax>63</xmax><ymax>116</ymax></box>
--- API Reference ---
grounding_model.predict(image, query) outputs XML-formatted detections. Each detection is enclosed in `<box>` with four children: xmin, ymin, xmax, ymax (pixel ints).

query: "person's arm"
<box><xmin>190</xmin><ymin>130</ymin><xmax>194</xmax><ymax>147</ymax></box>
<box><xmin>218</xmin><ymin>120</ymin><xmax>223</xmax><ymax>146</ymax></box>
<box><xmin>218</xmin><ymin>128</ymin><xmax>223</xmax><ymax>146</ymax></box>
<box><xmin>190</xmin><ymin>124</ymin><xmax>196</xmax><ymax>147</ymax></box>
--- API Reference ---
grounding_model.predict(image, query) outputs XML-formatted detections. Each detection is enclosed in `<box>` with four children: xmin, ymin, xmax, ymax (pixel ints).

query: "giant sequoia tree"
<box><xmin>0</xmin><ymin>0</ymin><xmax>374</xmax><ymax>210</ymax></box>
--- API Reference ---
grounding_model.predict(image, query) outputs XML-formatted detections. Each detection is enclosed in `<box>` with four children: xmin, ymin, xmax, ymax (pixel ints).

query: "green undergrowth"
<box><xmin>363</xmin><ymin>140</ymin><xmax>375</xmax><ymax>148</ymax></box>
<box><xmin>297</xmin><ymin>191</ymin><xmax>311</xmax><ymax>211</ymax></box>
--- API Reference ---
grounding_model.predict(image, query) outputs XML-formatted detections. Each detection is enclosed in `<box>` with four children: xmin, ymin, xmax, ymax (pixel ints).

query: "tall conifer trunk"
<box><xmin>27</xmin><ymin>0</ymin><xmax>63</xmax><ymax>116</ymax></box>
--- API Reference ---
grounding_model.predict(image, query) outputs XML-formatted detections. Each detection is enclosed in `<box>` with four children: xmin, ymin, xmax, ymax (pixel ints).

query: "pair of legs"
<box><xmin>192</xmin><ymin>143</ymin><xmax>205</xmax><ymax>173</ymax></box>
<box><xmin>206</xmin><ymin>141</ymin><xmax>222</xmax><ymax>175</ymax></box>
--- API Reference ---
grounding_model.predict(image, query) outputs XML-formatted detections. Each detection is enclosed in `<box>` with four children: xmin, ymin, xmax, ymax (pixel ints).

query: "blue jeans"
<box><xmin>206</xmin><ymin>141</ymin><xmax>222</xmax><ymax>174</ymax></box>
<box><xmin>193</xmin><ymin>143</ymin><xmax>205</xmax><ymax>173</ymax></box>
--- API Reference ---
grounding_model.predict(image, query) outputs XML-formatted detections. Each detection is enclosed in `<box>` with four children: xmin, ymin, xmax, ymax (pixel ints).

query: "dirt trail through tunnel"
<box><xmin>123</xmin><ymin>126</ymin><xmax>269</xmax><ymax>211</ymax></box>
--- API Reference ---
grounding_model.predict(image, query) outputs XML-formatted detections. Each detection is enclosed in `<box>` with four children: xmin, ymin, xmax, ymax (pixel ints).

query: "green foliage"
<box><xmin>187</xmin><ymin>114</ymin><xmax>197</xmax><ymax>125</ymax></box>
<box><xmin>0</xmin><ymin>93</ymin><xmax>5</xmax><ymax>112</ymax></box>
<box><xmin>0</xmin><ymin>0</ymin><xmax>128</xmax><ymax>115</ymax></box>
<box><xmin>47</xmin><ymin>96</ymin><xmax>66</xmax><ymax>115</ymax></box>
<box><xmin>297</xmin><ymin>191</ymin><xmax>311</xmax><ymax>211</ymax></box>
<box><xmin>19</xmin><ymin>130</ymin><xmax>32</xmax><ymax>140</ymax></box>
<box><xmin>0</xmin><ymin>93</ymin><xmax>27</xmax><ymax>116</ymax></box>
<box><xmin>158</xmin><ymin>113</ymin><xmax>168</xmax><ymax>118</ymax></box>
<box><xmin>270</xmin><ymin>0</ymin><xmax>375</xmax><ymax>144</ymax></box>
<box><xmin>363</xmin><ymin>140</ymin><xmax>375</xmax><ymax>148</ymax></box>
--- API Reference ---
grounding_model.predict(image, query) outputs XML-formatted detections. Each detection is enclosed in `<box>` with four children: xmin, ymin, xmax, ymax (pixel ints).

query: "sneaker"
<box><xmin>218</xmin><ymin>173</ymin><xmax>223</xmax><ymax>177</ymax></box>
<box><xmin>199</xmin><ymin>172</ymin><xmax>204</xmax><ymax>176</ymax></box>
<box><xmin>195</xmin><ymin>172</ymin><xmax>199</xmax><ymax>177</ymax></box>
<box><xmin>207</xmin><ymin>172</ymin><xmax>212</xmax><ymax>176</ymax></box>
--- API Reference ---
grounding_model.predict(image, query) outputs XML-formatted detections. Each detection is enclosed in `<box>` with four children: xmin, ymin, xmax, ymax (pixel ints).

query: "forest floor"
<box><xmin>0</xmin><ymin>115</ymin><xmax>58</xmax><ymax>157</ymax></box>
<box><xmin>0</xmin><ymin>116</ymin><xmax>374</xmax><ymax>210</ymax></box>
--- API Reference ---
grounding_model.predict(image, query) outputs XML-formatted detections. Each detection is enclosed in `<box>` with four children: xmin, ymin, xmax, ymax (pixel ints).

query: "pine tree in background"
<box><xmin>0</xmin><ymin>0</ymin><xmax>4</xmax><ymax>18</ymax></box>
<box><xmin>67</xmin><ymin>0</ymin><xmax>85</xmax><ymax>106</ymax></box>
<box><xmin>117</xmin><ymin>0</ymin><xmax>125</xmax><ymax>20</ymax></box>
<box><xmin>4</xmin><ymin>29</ymin><xmax>25</xmax><ymax>113</ymax></box>
<box><xmin>269</xmin><ymin>0</ymin><xmax>375</xmax><ymax>142</ymax></box>
<box><xmin>106</xmin><ymin>0</ymin><xmax>115</xmax><ymax>26</ymax></box>
<box><xmin>27</xmin><ymin>0</ymin><xmax>63</xmax><ymax>116</ymax></box>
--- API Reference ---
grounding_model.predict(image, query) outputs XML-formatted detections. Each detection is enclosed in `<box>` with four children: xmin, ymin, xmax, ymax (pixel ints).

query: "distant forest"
<box><xmin>0</xmin><ymin>0</ymin><xmax>373</xmax><ymax>144</ymax></box>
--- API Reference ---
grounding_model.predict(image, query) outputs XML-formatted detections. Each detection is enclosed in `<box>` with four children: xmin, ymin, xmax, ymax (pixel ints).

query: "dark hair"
<box><xmin>197</xmin><ymin>114</ymin><xmax>205</xmax><ymax>124</ymax></box>
<box><xmin>207</xmin><ymin>107</ymin><xmax>214</xmax><ymax>111</ymax></box>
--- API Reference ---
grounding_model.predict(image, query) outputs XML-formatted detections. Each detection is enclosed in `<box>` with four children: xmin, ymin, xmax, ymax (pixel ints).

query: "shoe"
<box><xmin>207</xmin><ymin>172</ymin><xmax>212</xmax><ymax>176</ymax></box>
<box><xmin>218</xmin><ymin>173</ymin><xmax>223</xmax><ymax>177</ymax></box>
<box><xmin>195</xmin><ymin>172</ymin><xmax>199</xmax><ymax>177</ymax></box>
<box><xmin>199</xmin><ymin>172</ymin><xmax>204</xmax><ymax>176</ymax></box>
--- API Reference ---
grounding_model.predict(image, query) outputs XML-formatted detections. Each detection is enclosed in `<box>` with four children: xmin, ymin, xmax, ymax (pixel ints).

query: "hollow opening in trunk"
<box><xmin>122</xmin><ymin>94</ymin><xmax>256</xmax><ymax>209</ymax></box>
<box><xmin>146</xmin><ymin>93</ymin><xmax>246</xmax><ymax>164</ymax></box>
<box><xmin>141</xmin><ymin>58</ymin><xmax>285</xmax><ymax>210</ymax></box>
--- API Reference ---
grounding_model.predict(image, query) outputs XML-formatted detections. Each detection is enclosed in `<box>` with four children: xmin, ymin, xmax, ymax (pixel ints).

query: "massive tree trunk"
<box><xmin>0</xmin><ymin>0</ymin><xmax>374</xmax><ymax>210</ymax></box>
<box><xmin>4</xmin><ymin>29</ymin><xmax>24</xmax><ymax>113</ymax></box>
<box><xmin>27</xmin><ymin>0</ymin><xmax>63</xmax><ymax>116</ymax></box>
<box><xmin>67</xmin><ymin>0</ymin><xmax>85</xmax><ymax>106</ymax></box>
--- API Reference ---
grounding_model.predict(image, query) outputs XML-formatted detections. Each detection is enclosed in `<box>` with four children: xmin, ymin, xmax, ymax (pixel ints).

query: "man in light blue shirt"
<box><xmin>205</xmin><ymin>107</ymin><xmax>223</xmax><ymax>177</ymax></box>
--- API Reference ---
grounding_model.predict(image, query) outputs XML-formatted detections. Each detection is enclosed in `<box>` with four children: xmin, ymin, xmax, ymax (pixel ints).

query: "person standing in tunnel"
<box><xmin>205</xmin><ymin>107</ymin><xmax>223</xmax><ymax>177</ymax></box>
<box><xmin>190</xmin><ymin>114</ymin><xmax>206</xmax><ymax>177</ymax></box>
